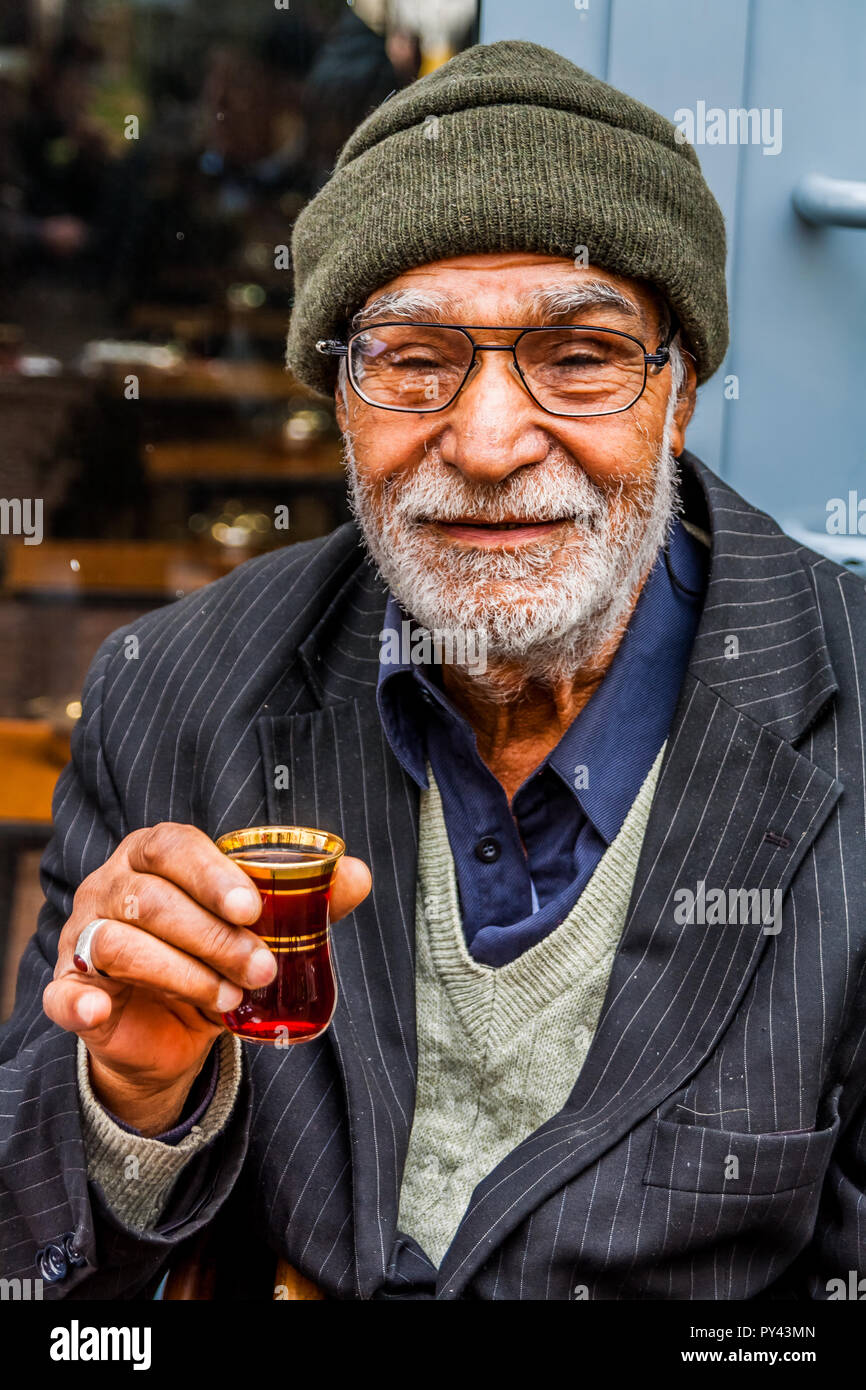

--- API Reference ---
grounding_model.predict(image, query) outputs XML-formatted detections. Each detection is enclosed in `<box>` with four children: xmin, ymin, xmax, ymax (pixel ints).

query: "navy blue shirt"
<box><xmin>376</xmin><ymin>517</ymin><xmax>709</xmax><ymax>967</ymax></box>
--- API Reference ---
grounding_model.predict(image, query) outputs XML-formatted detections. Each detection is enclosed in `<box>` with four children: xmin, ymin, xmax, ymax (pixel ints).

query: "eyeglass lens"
<box><xmin>348</xmin><ymin>324</ymin><xmax>648</xmax><ymax>414</ymax></box>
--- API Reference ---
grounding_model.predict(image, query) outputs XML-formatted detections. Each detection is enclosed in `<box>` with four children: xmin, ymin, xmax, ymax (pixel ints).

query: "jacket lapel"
<box><xmin>256</xmin><ymin>563</ymin><xmax>421</xmax><ymax>1295</ymax></box>
<box><xmin>437</xmin><ymin>454</ymin><xmax>843</xmax><ymax>1295</ymax></box>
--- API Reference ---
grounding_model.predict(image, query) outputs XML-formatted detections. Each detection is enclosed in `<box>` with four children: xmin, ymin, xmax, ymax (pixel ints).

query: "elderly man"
<box><xmin>1</xmin><ymin>41</ymin><xmax>864</xmax><ymax>1302</ymax></box>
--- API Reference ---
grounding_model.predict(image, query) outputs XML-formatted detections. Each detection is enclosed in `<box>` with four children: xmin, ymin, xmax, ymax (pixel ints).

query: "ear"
<box><xmin>335</xmin><ymin>383</ymin><xmax>347</xmax><ymax>435</ymax></box>
<box><xmin>669</xmin><ymin>344</ymin><xmax>698</xmax><ymax>457</ymax></box>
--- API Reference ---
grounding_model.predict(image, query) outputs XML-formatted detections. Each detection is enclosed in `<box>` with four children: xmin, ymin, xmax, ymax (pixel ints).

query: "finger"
<box><xmin>87</xmin><ymin>871</ymin><xmax>278</xmax><ymax>991</ymax></box>
<box><xmin>61</xmin><ymin>918</ymin><xmax>246</xmax><ymax>1015</ymax></box>
<box><xmin>43</xmin><ymin>975</ymin><xmax>115</xmax><ymax>1035</ymax></box>
<box><xmin>330</xmin><ymin>856</ymin><xmax>373</xmax><ymax>923</ymax></box>
<box><xmin>124</xmin><ymin>823</ymin><xmax>263</xmax><ymax>926</ymax></box>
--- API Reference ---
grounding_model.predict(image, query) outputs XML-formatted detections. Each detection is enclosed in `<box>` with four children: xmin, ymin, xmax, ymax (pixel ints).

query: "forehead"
<box><xmin>359</xmin><ymin>251</ymin><xmax>659</xmax><ymax>323</ymax></box>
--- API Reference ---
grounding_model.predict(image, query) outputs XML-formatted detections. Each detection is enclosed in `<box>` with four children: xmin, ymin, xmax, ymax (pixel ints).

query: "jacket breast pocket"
<box><xmin>642</xmin><ymin>1106</ymin><xmax>840</xmax><ymax>1197</ymax></box>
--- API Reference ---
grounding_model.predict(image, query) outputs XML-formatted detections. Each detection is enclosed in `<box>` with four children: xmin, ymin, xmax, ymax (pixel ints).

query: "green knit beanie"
<box><xmin>286</xmin><ymin>39</ymin><xmax>728</xmax><ymax>394</ymax></box>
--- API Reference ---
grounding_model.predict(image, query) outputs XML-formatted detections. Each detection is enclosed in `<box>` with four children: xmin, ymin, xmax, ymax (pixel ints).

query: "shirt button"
<box><xmin>474</xmin><ymin>836</ymin><xmax>501</xmax><ymax>863</ymax></box>
<box><xmin>36</xmin><ymin>1242</ymin><xmax>68</xmax><ymax>1283</ymax></box>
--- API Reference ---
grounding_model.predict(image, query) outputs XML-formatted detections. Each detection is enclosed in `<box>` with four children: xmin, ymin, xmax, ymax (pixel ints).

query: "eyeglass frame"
<box><xmin>316</xmin><ymin>311</ymin><xmax>680</xmax><ymax>418</ymax></box>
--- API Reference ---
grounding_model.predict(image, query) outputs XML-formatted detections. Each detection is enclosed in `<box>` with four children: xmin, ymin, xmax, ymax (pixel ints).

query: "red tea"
<box><xmin>219</xmin><ymin>842</ymin><xmax>339</xmax><ymax>1044</ymax></box>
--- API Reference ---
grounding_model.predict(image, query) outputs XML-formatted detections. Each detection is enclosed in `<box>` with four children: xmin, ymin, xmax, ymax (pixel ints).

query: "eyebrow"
<box><xmin>351</xmin><ymin>279</ymin><xmax>645</xmax><ymax>331</ymax></box>
<box><xmin>352</xmin><ymin>289</ymin><xmax>463</xmax><ymax>329</ymax></box>
<box><xmin>524</xmin><ymin>281</ymin><xmax>642</xmax><ymax>325</ymax></box>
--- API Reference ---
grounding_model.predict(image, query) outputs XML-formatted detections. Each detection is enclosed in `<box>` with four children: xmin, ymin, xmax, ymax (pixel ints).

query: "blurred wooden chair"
<box><xmin>162</xmin><ymin>1220</ymin><xmax>326</xmax><ymax>1300</ymax></box>
<box><xmin>0</xmin><ymin>718</ymin><xmax>70</xmax><ymax>1021</ymax></box>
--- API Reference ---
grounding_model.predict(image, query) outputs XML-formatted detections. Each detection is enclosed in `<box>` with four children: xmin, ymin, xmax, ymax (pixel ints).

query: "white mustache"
<box><xmin>386</xmin><ymin>454</ymin><xmax>612</xmax><ymax>530</ymax></box>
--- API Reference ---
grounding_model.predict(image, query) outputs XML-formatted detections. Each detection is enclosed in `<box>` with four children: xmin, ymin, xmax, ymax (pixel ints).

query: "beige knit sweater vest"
<box><xmin>396</xmin><ymin>741</ymin><xmax>667</xmax><ymax>1267</ymax></box>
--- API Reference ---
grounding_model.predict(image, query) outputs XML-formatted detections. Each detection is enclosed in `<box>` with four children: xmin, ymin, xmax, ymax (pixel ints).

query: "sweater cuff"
<box><xmin>100</xmin><ymin>1043</ymin><xmax>221</xmax><ymax>1144</ymax></box>
<box><xmin>77</xmin><ymin>1031</ymin><xmax>244</xmax><ymax>1231</ymax></box>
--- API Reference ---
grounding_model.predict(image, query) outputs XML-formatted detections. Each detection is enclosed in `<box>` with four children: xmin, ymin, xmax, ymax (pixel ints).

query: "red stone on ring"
<box><xmin>72</xmin><ymin>954</ymin><xmax>90</xmax><ymax>973</ymax></box>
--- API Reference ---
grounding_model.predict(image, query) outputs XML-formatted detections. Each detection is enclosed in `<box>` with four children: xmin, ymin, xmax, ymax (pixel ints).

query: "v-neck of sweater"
<box><xmin>415</xmin><ymin>740</ymin><xmax>668</xmax><ymax>1050</ymax></box>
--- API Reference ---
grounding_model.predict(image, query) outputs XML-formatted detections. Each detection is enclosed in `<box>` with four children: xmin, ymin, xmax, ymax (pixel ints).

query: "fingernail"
<box><xmin>217</xmin><ymin>981</ymin><xmax>244</xmax><ymax>1012</ymax></box>
<box><xmin>247</xmin><ymin>948</ymin><xmax>278</xmax><ymax>987</ymax></box>
<box><xmin>224</xmin><ymin>886</ymin><xmax>259</xmax><ymax>922</ymax></box>
<box><xmin>78</xmin><ymin>995</ymin><xmax>100</xmax><ymax>1027</ymax></box>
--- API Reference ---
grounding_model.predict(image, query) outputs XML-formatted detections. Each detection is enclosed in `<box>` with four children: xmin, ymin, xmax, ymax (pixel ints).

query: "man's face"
<box><xmin>336</xmin><ymin>251</ymin><xmax>698</xmax><ymax>691</ymax></box>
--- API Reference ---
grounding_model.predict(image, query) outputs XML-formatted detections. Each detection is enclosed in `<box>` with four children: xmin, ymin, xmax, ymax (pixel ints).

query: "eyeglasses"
<box><xmin>316</xmin><ymin>315</ymin><xmax>678</xmax><ymax>418</ymax></box>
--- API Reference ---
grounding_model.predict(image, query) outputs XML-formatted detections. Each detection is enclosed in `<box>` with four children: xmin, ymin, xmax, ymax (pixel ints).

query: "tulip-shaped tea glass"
<box><xmin>215</xmin><ymin>825</ymin><xmax>345</xmax><ymax>1044</ymax></box>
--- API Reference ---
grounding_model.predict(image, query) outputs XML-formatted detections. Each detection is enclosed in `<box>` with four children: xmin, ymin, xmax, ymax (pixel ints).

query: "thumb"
<box><xmin>330</xmin><ymin>855</ymin><xmax>372</xmax><ymax>923</ymax></box>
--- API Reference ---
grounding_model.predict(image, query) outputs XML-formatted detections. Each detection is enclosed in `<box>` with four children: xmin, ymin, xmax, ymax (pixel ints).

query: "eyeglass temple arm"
<box><xmin>315</xmin><ymin>339</ymin><xmax>348</xmax><ymax>356</ymax></box>
<box><xmin>644</xmin><ymin>311</ymin><xmax>680</xmax><ymax>368</ymax></box>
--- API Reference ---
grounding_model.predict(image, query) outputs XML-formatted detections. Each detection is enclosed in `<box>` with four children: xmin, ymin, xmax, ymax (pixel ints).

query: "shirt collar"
<box><xmin>546</xmin><ymin>516</ymin><xmax>707</xmax><ymax>841</ymax></box>
<box><xmin>376</xmin><ymin>593</ymin><xmax>444</xmax><ymax>789</ymax></box>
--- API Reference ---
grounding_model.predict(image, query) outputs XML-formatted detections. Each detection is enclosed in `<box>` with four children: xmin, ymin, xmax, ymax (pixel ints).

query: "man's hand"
<box><xmin>42</xmin><ymin>823</ymin><xmax>372</xmax><ymax>1135</ymax></box>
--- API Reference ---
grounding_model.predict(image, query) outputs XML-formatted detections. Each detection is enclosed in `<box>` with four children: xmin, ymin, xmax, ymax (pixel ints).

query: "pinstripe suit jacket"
<box><xmin>1</xmin><ymin>450</ymin><xmax>865</xmax><ymax>1300</ymax></box>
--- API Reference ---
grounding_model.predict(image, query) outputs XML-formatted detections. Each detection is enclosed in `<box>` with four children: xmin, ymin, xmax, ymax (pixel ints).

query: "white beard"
<box><xmin>344</xmin><ymin>390</ymin><xmax>682</xmax><ymax>700</ymax></box>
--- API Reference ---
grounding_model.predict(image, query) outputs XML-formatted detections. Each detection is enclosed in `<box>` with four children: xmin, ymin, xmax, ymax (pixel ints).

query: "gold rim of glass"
<box><xmin>216</xmin><ymin>824</ymin><xmax>345</xmax><ymax>873</ymax></box>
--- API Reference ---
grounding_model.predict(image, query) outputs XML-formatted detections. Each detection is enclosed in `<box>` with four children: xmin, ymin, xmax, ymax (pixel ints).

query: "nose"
<box><xmin>436</xmin><ymin>349</ymin><xmax>552</xmax><ymax>485</ymax></box>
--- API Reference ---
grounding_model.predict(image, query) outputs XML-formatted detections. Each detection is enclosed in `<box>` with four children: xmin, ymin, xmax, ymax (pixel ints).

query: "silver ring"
<box><xmin>72</xmin><ymin>919</ymin><xmax>111</xmax><ymax>979</ymax></box>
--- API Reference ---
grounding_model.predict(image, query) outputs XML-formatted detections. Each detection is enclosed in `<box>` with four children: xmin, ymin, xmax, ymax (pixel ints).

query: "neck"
<box><xmin>440</xmin><ymin>563</ymin><xmax>650</xmax><ymax>803</ymax></box>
